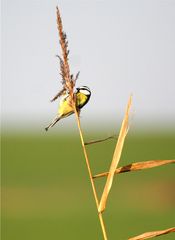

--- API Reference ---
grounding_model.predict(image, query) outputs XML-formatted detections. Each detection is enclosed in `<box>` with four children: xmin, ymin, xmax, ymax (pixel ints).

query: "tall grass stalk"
<box><xmin>74</xmin><ymin>108</ymin><xmax>108</xmax><ymax>240</ymax></box>
<box><xmin>54</xmin><ymin>6</ymin><xmax>108</xmax><ymax>239</ymax></box>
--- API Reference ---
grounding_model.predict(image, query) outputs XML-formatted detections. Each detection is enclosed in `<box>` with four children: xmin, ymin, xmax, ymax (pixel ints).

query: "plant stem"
<box><xmin>74</xmin><ymin>108</ymin><xmax>108</xmax><ymax>240</ymax></box>
<box><xmin>56</xmin><ymin>6</ymin><xmax>107</xmax><ymax>239</ymax></box>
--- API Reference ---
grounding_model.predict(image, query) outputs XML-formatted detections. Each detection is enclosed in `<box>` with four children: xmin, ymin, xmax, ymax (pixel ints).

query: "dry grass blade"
<box><xmin>93</xmin><ymin>160</ymin><xmax>175</xmax><ymax>179</ymax></box>
<box><xmin>98</xmin><ymin>96</ymin><xmax>132</xmax><ymax>213</ymax></box>
<box><xmin>85</xmin><ymin>135</ymin><xmax>116</xmax><ymax>146</ymax></box>
<box><xmin>128</xmin><ymin>227</ymin><xmax>175</xmax><ymax>240</ymax></box>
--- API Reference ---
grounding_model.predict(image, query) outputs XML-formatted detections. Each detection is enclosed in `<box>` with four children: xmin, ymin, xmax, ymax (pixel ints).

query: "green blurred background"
<box><xmin>2</xmin><ymin>130</ymin><xmax>175</xmax><ymax>240</ymax></box>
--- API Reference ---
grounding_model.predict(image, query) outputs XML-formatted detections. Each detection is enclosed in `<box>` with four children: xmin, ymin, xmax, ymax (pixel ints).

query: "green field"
<box><xmin>2</xmin><ymin>130</ymin><xmax>175</xmax><ymax>240</ymax></box>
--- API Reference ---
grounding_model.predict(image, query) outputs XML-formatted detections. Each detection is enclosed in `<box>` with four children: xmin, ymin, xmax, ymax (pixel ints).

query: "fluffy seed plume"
<box><xmin>50</xmin><ymin>6</ymin><xmax>80</xmax><ymax>103</ymax></box>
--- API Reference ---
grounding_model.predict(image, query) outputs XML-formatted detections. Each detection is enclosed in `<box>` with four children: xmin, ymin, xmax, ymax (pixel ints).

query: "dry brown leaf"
<box><xmin>93</xmin><ymin>160</ymin><xmax>175</xmax><ymax>179</ymax></box>
<box><xmin>98</xmin><ymin>95</ymin><xmax>132</xmax><ymax>213</ymax></box>
<box><xmin>128</xmin><ymin>227</ymin><xmax>175</xmax><ymax>240</ymax></box>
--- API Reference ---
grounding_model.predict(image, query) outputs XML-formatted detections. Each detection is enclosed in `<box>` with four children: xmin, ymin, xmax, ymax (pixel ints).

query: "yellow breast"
<box><xmin>58</xmin><ymin>92</ymin><xmax>89</xmax><ymax>117</ymax></box>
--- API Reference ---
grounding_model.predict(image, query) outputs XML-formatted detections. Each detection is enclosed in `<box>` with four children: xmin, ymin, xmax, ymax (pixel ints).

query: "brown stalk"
<box><xmin>128</xmin><ymin>227</ymin><xmax>175</xmax><ymax>240</ymax></box>
<box><xmin>85</xmin><ymin>135</ymin><xmax>116</xmax><ymax>145</ymax></box>
<box><xmin>73</xmin><ymin>108</ymin><xmax>108</xmax><ymax>240</ymax></box>
<box><xmin>56</xmin><ymin>6</ymin><xmax>108</xmax><ymax>240</ymax></box>
<box><xmin>93</xmin><ymin>159</ymin><xmax>175</xmax><ymax>179</ymax></box>
<box><xmin>98</xmin><ymin>96</ymin><xmax>132</xmax><ymax>213</ymax></box>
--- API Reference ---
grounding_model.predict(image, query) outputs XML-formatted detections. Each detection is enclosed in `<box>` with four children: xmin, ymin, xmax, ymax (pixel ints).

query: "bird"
<box><xmin>45</xmin><ymin>86</ymin><xmax>91</xmax><ymax>131</ymax></box>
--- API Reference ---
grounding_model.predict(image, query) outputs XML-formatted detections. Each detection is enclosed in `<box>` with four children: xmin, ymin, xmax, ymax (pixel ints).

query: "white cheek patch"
<box><xmin>80</xmin><ymin>89</ymin><xmax>91</xmax><ymax>95</ymax></box>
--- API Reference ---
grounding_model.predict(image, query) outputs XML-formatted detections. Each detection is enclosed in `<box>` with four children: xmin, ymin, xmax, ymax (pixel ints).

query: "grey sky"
<box><xmin>2</xmin><ymin>0</ymin><xmax>175</xmax><ymax>128</ymax></box>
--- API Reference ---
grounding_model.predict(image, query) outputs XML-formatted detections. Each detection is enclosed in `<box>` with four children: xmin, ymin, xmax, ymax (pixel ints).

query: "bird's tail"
<box><xmin>45</xmin><ymin>116</ymin><xmax>61</xmax><ymax>131</ymax></box>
